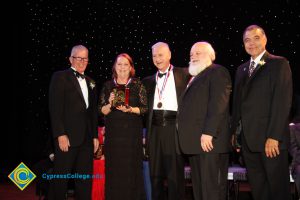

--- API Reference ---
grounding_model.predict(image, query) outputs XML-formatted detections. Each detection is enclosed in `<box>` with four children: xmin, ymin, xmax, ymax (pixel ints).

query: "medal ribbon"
<box><xmin>156</xmin><ymin>65</ymin><xmax>173</xmax><ymax>104</ymax></box>
<box><xmin>187</xmin><ymin>76</ymin><xmax>195</xmax><ymax>88</ymax></box>
<box><xmin>113</xmin><ymin>77</ymin><xmax>132</xmax><ymax>87</ymax></box>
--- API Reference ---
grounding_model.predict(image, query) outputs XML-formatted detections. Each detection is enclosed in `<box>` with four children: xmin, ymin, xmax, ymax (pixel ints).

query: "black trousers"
<box><xmin>149</xmin><ymin>124</ymin><xmax>185</xmax><ymax>200</ymax></box>
<box><xmin>48</xmin><ymin>137</ymin><xmax>93</xmax><ymax>200</ymax></box>
<box><xmin>189</xmin><ymin>153</ymin><xmax>229</xmax><ymax>200</ymax></box>
<box><xmin>241</xmin><ymin>134</ymin><xmax>291</xmax><ymax>200</ymax></box>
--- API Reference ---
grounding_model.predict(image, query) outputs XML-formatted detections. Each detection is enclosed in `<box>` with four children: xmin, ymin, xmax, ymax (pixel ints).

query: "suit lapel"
<box><xmin>181</xmin><ymin>74</ymin><xmax>197</xmax><ymax>101</ymax></box>
<box><xmin>182</xmin><ymin>66</ymin><xmax>210</xmax><ymax>98</ymax></box>
<box><xmin>241</xmin><ymin>52</ymin><xmax>270</xmax><ymax>101</ymax></box>
<box><xmin>86</xmin><ymin>77</ymin><xmax>93</xmax><ymax>106</ymax></box>
<box><xmin>245</xmin><ymin>52</ymin><xmax>269</xmax><ymax>84</ymax></box>
<box><xmin>240</xmin><ymin>61</ymin><xmax>250</xmax><ymax>84</ymax></box>
<box><xmin>173</xmin><ymin>67</ymin><xmax>181</xmax><ymax>100</ymax></box>
<box><xmin>236</xmin><ymin>62</ymin><xmax>251</xmax><ymax>100</ymax></box>
<box><xmin>68</xmin><ymin>68</ymin><xmax>86</xmax><ymax>106</ymax></box>
<box><xmin>148</xmin><ymin>75</ymin><xmax>156</xmax><ymax>111</ymax></box>
<box><xmin>182</xmin><ymin>76</ymin><xmax>194</xmax><ymax>99</ymax></box>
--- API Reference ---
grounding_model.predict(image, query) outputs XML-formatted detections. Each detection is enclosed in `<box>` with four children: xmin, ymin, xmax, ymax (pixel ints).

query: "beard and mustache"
<box><xmin>188</xmin><ymin>58</ymin><xmax>212</xmax><ymax>76</ymax></box>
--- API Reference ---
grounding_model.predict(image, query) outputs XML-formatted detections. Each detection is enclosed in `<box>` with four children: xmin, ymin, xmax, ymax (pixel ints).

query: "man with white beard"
<box><xmin>177</xmin><ymin>41</ymin><xmax>232</xmax><ymax>200</ymax></box>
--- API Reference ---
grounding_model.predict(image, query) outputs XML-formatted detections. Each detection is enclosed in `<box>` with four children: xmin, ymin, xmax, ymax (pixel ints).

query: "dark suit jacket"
<box><xmin>49</xmin><ymin>68</ymin><xmax>98</xmax><ymax>147</ymax></box>
<box><xmin>231</xmin><ymin>52</ymin><xmax>292</xmax><ymax>152</ymax></box>
<box><xmin>177</xmin><ymin>64</ymin><xmax>232</xmax><ymax>154</ymax></box>
<box><xmin>142</xmin><ymin>67</ymin><xmax>189</xmax><ymax>140</ymax></box>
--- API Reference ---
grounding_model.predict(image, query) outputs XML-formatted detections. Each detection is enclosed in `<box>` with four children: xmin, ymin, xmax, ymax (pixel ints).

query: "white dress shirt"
<box><xmin>250</xmin><ymin>50</ymin><xmax>266</xmax><ymax>70</ymax></box>
<box><xmin>71</xmin><ymin>67</ymin><xmax>89</xmax><ymax>108</ymax></box>
<box><xmin>153</xmin><ymin>67</ymin><xmax>178</xmax><ymax>111</ymax></box>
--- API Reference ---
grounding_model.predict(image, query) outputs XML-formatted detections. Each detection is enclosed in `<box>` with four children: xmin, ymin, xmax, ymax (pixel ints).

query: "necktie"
<box><xmin>158</xmin><ymin>72</ymin><xmax>166</xmax><ymax>78</ymax></box>
<box><xmin>73</xmin><ymin>70</ymin><xmax>85</xmax><ymax>79</ymax></box>
<box><xmin>248</xmin><ymin>61</ymin><xmax>255</xmax><ymax>77</ymax></box>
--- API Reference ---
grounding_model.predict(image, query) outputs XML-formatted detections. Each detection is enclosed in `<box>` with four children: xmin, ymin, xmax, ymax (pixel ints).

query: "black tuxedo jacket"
<box><xmin>49</xmin><ymin>68</ymin><xmax>98</xmax><ymax>147</ymax></box>
<box><xmin>177</xmin><ymin>64</ymin><xmax>232</xmax><ymax>154</ymax></box>
<box><xmin>231</xmin><ymin>52</ymin><xmax>292</xmax><ymax>152</ymax></box>
<box><xmin>142</xmin><ymin>67</ymin><xmax>189</xmax><ymax>138</ymax></box>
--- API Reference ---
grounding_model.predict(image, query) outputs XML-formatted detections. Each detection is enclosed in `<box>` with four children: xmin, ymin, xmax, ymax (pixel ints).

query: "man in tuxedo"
<box><xmin>177</xmin><ymin>41</ymin><xmax>232</xmax><ymax>200</ymax></box>
<box><xmin>48</xmin><ymin>45</ymin><xmax>99</xmax><ymax>200</ymax></box>
<box><xmin>231</xmin><ymin>25</ymin><xmax>292</xmax><ymax>200</ymax></box>
<box><xmin>142</xmin><ymin>42</ymin><xmax>189</xmax><ymax>200</ymax></box>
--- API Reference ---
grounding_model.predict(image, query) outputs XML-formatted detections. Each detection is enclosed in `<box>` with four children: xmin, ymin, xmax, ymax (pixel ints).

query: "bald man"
<box><xmin>143</xmin><ymin>42</ymin><xmax>189</xmax><ymax>200</ymax></box>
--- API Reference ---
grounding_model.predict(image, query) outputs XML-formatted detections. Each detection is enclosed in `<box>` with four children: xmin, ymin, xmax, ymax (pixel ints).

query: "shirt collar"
<box><xmin>251</xmin><ymin>50</ymin><xmax>266</xmax><ymax>65</ymax></box>
<box><xmin>158</xmin><ymin>64</ymin><xmax>171</xmax><ymax>74</ymax></box>
<box><xmin>71</xmin><ymin>67</ymin><xmax>85</xmax><ymax>75</ymax></box>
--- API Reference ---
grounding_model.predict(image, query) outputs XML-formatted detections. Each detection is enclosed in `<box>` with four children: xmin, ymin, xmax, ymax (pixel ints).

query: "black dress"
<box><xmin>99</xmin><ymin>78</ymin><xmax>148</xmax><ymax>200</ymax></box>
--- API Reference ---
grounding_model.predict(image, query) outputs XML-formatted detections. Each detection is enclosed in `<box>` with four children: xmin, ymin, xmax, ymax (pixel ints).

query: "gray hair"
<box><xmin>193</xmin><ymin>41</ymin><xmax>216</xmax><ymax>62</ymax></box>
<box><xmin>151</xmin><ymin>42</ymin><xmax>170</xmax><ymax>51</ymax></box>
<box><xmin>243</xmin><ymin>24</ymin><xmax>266</xmax><ymax>40</ymax></box>
<box><xmin>70</xmin><ymin>45</ymin><xmax>89</xmax><ymax>57</ymax></box>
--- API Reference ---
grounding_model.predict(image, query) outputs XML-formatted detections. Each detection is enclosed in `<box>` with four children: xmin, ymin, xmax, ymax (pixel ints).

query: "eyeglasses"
<box><xmin>72</xmin><ymin>56</ymin><xmax>89</xmax><ymax>62</ymax></box>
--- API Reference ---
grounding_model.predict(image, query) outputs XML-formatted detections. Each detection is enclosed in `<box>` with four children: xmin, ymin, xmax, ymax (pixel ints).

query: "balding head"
<box><xmin>189</xmin><ymin>41</ymin><xmax>215</xmax><ymax>76</ymax></box>
<box><xmin>151</xmin><ymin>42</ymin><xmax>172</xmax><ymax>72</ymax></box>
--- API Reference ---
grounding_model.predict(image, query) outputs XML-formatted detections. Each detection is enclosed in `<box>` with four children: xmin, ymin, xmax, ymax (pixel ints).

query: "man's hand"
<box><xmin>58</xmin><ymin>135</ymin><xmax>70</xmax><ymax>152</ymax></box>
<box><xmin>201</xmin><ymin>134</ymin><xmax>213</xmax><ymax>152</ymax></box>
<box><xmin>265</xmin><ymin>138</ymin><xmax>280</xmax><ymax>158</ymax></box>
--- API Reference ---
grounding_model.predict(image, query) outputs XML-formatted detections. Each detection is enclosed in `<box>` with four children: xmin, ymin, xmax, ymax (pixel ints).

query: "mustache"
<box><xmin>189</xmin><ymin>60</ymin><xmax>201</xmax><ymax>65</ymax></box>
<box><xmin>188</xmin><ymin>59</ymin><xmax>212</xmax><ymax>76</ymax></box>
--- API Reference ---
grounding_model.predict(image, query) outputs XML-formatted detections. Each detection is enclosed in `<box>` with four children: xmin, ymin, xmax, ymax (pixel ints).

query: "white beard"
<box><xmin>188</xmin><ymin>60</ymin><xmax>211</xmax><ymax>76</ymax></box>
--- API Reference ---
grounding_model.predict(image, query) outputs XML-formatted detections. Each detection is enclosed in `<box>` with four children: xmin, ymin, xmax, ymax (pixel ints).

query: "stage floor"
<box><xmin>0</xmin><ymin>179</ymin><xmax>296</xmax><ymax>200</ymax></box>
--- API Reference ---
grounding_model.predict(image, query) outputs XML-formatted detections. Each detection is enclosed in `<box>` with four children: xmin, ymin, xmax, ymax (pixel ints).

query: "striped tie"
<box><xmin>248</xmin><ymin>61</ymin><xmax>255</xmax><ymax>77</ymax></box>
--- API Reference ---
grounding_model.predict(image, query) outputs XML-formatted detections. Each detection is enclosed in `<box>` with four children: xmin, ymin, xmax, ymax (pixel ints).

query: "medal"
<box><xmin>156</xmin><ymin>65</ymin><xmax>173</xmax><ymax>109</ymax></box>
<box><xmin>157</xmin><ymin>102</ymin><xmax>162</xmax><ymax>108</ymax></box>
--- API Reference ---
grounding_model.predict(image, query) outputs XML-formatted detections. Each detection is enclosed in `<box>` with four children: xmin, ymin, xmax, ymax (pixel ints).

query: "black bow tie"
<box><xmin>158</xmin><ymin>72</ymin><xmax>166</xmax><ymax>78</ymax></box>
<box><xmin>72</xmin><ymin>70</ymin><xmax>85</xmax><ymax>79</ymax></box>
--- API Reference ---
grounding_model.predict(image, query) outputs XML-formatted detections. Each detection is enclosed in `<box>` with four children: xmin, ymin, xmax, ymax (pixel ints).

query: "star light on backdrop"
<box><xmin>17</xmin><ymin>0</ymin><xmax>300</xmax><ymax>164</ymax></box>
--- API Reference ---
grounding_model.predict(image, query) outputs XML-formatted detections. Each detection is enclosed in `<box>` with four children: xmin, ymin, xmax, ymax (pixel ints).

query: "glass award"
<box><xmin>112</xmin><ymin>85</ymin><xmax>130</xmax><ymax>108</ymax></box>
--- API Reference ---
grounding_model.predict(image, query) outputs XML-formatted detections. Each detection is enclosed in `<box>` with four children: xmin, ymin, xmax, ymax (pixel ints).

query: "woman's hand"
<box><xmin>101</xmin><ymin>92</ymin><xmax>115</xmax><ymax>115</ymax></box>
<box><xmin>116</xmin><ymin>105</ymin><xmax>132</xmax><ymax>113</ymax></box>
<box><xmin>108</xmin><ymin>92</ymin><xmax>115</xmax><ymax>105</ymax></box>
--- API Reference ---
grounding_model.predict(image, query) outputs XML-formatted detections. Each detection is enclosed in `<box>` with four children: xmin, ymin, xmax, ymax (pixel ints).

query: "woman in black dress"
<box><xmin>99</xmin><ymin>53</ymin><xmax>148</xmax><ymax>200</ymax></box>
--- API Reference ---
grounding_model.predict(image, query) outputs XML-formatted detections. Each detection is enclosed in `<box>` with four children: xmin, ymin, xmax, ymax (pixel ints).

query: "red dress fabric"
<box><xmin>92</xmin><ymin>127</ymin><xmax>105</xmax><ymax>200</ymax></box>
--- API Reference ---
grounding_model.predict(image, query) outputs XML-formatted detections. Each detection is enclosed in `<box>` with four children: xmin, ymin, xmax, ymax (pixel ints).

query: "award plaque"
<box><xmin>112</xmin><ymin>85</ymin><xmax>130</xmax><ymax>107</ymax></box>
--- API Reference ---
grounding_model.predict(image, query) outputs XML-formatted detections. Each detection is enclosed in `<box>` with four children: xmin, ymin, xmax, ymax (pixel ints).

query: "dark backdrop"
<box><xmin>5</xmin><ymin>0</ymin><xmax>300</xmax><ymax>173</ymax></box>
